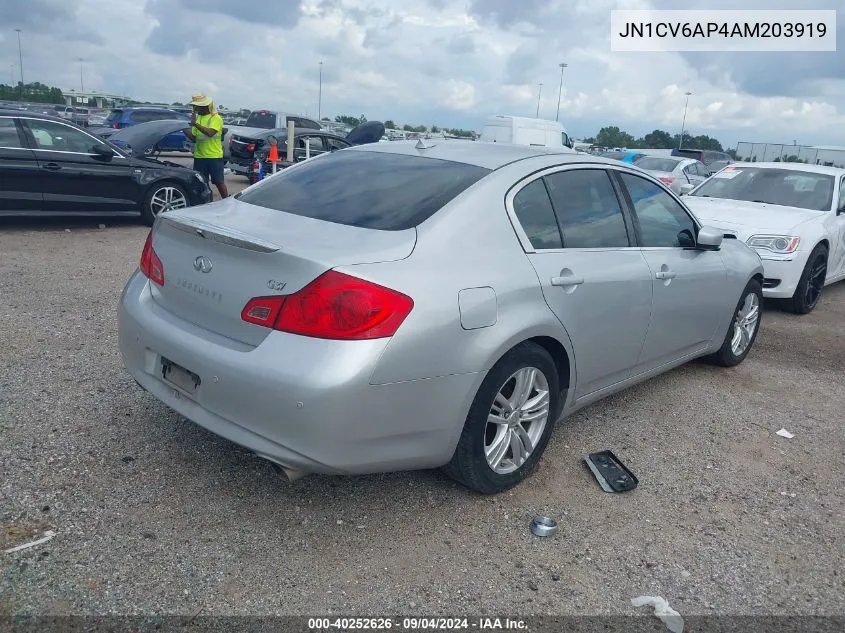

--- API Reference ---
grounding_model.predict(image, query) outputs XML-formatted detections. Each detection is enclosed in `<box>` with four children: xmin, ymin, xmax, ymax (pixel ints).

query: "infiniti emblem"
<box><xmin>193</xmin><ymin>255</ymin><xmax>213</xmax><ymax>273</ymax></box>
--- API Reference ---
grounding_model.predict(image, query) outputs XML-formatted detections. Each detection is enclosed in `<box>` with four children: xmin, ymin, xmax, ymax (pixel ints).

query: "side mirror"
<box><xmin>92</xmin><ymin>144</ymin><xmax>114</xmax><ymax>159</ymax></box>
<box><xmin>679</xmin><ymin>183</ymin><xmax>694</xmax><ymax>195</ymax></box>
<box><xmin>696</xmin><ymin>226</ymin><xmax>723</xmax><ymax>251</ymax></box>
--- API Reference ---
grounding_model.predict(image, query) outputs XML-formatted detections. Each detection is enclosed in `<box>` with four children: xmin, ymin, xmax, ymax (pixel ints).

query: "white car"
<box><xmin>633</xmin><ymin>155</ymin><xmax>710</xmax><ymax>195</ymax></box>
<box><xmin>683</xmin><ymin>162</ymin><xmax>845</xmax><ymax>313</ymax></box>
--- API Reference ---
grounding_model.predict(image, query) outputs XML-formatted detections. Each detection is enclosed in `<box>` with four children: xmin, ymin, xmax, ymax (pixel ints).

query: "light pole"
<box><xmin>535</xmin><ymin>83</ymin><xmax>543</xmax><ymax>118</ymax></box>
<box><xmin>556</xmin><ymin>62</ymin><xmax>567</xmax><ymax>122</ymax></box>
<box><xmin>318</xmin><ymin>60</ymin><xmax>323</xmax><ymax>121</ymax></box>
<box><xmin>678</xmin><ymin>91</ymin><xmax>692</xmax><ymax>149</ymax></box>
<box><xmin>15</xmin><ymin>28</ymin><xmax>24</xmax><ymax>98</ymax></box>
<box><xmin>79</xmin><ymin>58</ymin><xmax>84</xmax><ymax>93</ymax></box>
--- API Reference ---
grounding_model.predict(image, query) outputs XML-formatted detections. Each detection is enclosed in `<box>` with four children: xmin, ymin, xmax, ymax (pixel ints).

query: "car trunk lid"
<box><xmin>148</xmin><ymin>198</ymin><xmax>417</xmax><ymax>346</ymax></box>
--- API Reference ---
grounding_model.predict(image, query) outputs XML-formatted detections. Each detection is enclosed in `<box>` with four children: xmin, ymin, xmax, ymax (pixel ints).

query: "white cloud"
<box><xmin>0</xmin><ymin>0</ymin><xmax>842</xmax><ymax>147</ymax></box>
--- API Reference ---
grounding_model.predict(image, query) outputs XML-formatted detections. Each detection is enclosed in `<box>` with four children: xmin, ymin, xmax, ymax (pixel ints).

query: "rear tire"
<box><xmin>704</xmin><ymin>278</ymin><xmax>762</xmax><ymax>367</ymax></box>
<box><xmin>141</xmin><ymin>181</ymin><xmax>189</xmax><ymax>226</ymax></box>
<box><xmin>443</xmin><ymin>342</ymin><xmax>560</xmax><ymax>494</ymax></box>
<box><xmin>789</xmin><ymin>245</ymin><xmax>828</xmax><ymax>314</ymax></box>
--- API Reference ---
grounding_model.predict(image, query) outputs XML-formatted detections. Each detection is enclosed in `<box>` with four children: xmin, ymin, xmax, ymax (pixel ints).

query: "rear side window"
<box><xmin>0</xmin><ymin>118</ymin><xmax>24</xmax><ymax>148</ymax></box>
<box><xmin>236</xmin><ymin>150</ymin><xmax>490</xmax><ymax>231</ymax></box>
<box><xmin>544</xmin><ymin>169</ymin><xmax>630</xmax><ymax>248</ymax></box>
<box><xmin>512</xmin><ymin>179</ymin><xmax>563</xmax><ymax>249</ymax></box>
<box><xmin>291</xmin><ymin>117</ymin><xmax>321</xmax><ymax>130</ymax></box>
<box><xmin>245</xmin><ymin>111</ymin><xmax>277</xmax><ymax>128</ymax></box>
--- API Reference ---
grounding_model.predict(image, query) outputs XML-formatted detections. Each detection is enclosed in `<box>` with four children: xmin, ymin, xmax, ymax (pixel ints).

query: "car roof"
<box><xmin>726</xmin><ymin>161</ymin><xmax>845</xmax><ymax>176</ymax></box>
<box><xmin>0</xmin><ymin>108</ymin><xmax>70</xmax><ymax>123</ymax></box>
<box><xmin>346</xmin><ymin>139</ymin><xmax>600</xmax><ymax>170</ymax></box>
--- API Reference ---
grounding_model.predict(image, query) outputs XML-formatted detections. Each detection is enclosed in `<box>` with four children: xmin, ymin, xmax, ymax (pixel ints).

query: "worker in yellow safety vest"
<box><xmin>183</xmin><ymin>94</ymin><xmax>229</xmax><ymax>198</ymax></box>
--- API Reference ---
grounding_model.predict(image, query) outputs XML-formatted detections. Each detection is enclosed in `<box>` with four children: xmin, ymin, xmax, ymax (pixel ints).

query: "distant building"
<box><xmin>735</xmin><ymin>142</ymin><xmax>845</xmax><ymax>168</ymax></box>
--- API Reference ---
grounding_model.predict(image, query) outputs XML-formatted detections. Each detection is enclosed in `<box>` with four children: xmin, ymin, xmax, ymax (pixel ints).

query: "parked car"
<box><xmin>634</xmin><ymin>156</ymin><xmax>710</xmax><ymax>195</ymax></box>
<box><xmin>229</xmin><ymin>122</ymin><xmax>384</xmax><ymax>182</ymax></box>
<box><xmin>600</xmin><ymin>150</ymin><xmax>645</xmax><ymax>163</ymax></box>
<box><xmin>118</xmin><ymin>142</ymin><xmax>763</xmax><ymax>493</ymax></box>
<box><xmin>684</xmin><ymin>162</ymin><xmax>845</xmax><ymax>314</ymax></box>
<box><xmin>223</xmin><ymin>109</ymin><xmax>322</xmax><ymax>160</ymax></box>
<box><xmin>103</xmin><ymin>107</ymin><xmax>190</xmax><ymax>153</ymax></box>
<box><xmin>672</xmin><ymin>148</ymin><xmax>733</xmax><ymax>174</ymax></box>
<box><xmin>0</xmin><ymin>110</ymin><xmax>211</xmax><ymax>224</ymax></box>
<box><xmin>480</xmin><ymin>115</ymin><xmax>575</xmax><ymax>148</ymax></box>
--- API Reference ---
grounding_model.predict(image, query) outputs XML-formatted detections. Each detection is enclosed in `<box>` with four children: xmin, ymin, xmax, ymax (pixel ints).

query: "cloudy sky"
<box><xmin>1</xmin><ymin>0</ymin><xmax>843</xmax><ymax>148</ymax></box>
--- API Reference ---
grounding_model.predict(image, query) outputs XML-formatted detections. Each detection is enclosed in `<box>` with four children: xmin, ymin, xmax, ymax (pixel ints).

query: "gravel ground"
<box><xmin>1</xmin><ymin>207</ymin><xmax>844</xmax><ymax>619</ymax></box>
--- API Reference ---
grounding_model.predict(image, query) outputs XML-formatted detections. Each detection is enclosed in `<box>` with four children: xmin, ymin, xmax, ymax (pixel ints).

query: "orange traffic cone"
<box><xmin>268</xmin><ymin>143</ymin><xmax>279</xmax><ymax>163</ymax></box>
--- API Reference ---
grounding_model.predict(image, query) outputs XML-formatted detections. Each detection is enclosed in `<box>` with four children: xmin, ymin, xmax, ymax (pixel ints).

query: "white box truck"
<box><xmin>480</xmin><ymin>116</ymin><xmax>575</xmax><ymax>149</ymax></box>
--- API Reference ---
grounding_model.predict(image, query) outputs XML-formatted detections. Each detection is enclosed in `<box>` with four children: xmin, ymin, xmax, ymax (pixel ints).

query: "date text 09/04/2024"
<box><xmin>307</xmin><ymin>617</ymin><xmax>528</xmax><ymax>630</ymax></box>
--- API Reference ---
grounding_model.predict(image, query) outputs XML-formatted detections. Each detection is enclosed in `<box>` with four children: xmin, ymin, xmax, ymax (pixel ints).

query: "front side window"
<box><xmin>25</xmin><ymin>119</ymin><xmax>101</xmax><ymax>154</ymax></box>
<box><xmin>0</xmin><ymin>118</ymin><xmax>24</xmax><ymax>148</ymax></box>
<box><xmin>543</xmin><ymin>169</ymin><xmax>630</xmax><ymax>248</ymax></box>
<box><xmin>620</xmin><ymin>173</ymin><xmax>697</xmax><ymax>248</ymax></box>
<box><xmin>327</xmin><ymin>138</ymin><xmax>349</xmax><ymax>151</ymax></box>
<box><xmin>512</xmin><ymin>179</ymin><xmax>563</xmax><ymax>249</ymax></box>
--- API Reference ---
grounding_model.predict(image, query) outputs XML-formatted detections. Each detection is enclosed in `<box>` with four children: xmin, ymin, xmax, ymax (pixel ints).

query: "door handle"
<box><xmin>551</xmin><ymin>275</ymin><xmax>584</xmax><ymax>287</ymax></box>
<box><xmin>42</xmin><ymin>163</ymin><xmax>61</xmax><ymax>171</ymax></box>
<box><xmin>655</xmin><ymin>270</ymin><xmax>677</xmax><ymax>280</ymax></box>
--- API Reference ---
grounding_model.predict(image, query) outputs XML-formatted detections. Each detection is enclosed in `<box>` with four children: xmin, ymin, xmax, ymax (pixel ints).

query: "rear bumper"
<box><xmin>118</xmin><ymin>272</ymin><xmax>479</xmax><ymax>475</ymax></box>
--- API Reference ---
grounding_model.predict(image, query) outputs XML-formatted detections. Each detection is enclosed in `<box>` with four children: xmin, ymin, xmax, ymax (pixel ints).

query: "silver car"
<box><xmin>634</xmin><ymin>156</ymin><xmax>710</xmax><ymax>195</ymax></box>
<box><xmin>118</xmin><ymin>142</ymin><xmax>764</xmax><ymax>493</ymax></box>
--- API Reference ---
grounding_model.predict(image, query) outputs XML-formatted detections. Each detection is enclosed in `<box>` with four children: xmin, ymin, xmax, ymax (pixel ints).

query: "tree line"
<box><xmin>583</xmin><ymin>126</ymin><xmax>725</xmax><ymax>151</ymax></box>
<box><xmin>0</xmin><ymin>82</ymin><xmax>66</xmax><ymax>104</ymax></box>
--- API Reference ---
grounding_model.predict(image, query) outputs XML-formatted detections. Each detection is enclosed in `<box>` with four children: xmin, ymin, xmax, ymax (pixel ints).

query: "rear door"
<box><xmin>21</xmin><ymin>117</ymin><xmax>138</xmax><ymax>213</ymax></box>
<box><xmin>615</xmin><ymin>171</ymin><xmax>728</xmax><ymax>368</ymax></box>
<box><xmin>293</xmin><ymin>135</ymin><xmax>327</xmax><ymax>161</ymax></box>
<box><xmin>831</xmin><ymin>176</ymin><xmax>845</xmax><ymax>278</ymax></box>
<box><xmin>0</xmin><ymin>116</ymin><xmax>43</xmax><ymax>212</ymax></box>
<box><xmin>508</xmin><ymin>166</ymin><xmax>654</xmax><ymax>398</ymax></box>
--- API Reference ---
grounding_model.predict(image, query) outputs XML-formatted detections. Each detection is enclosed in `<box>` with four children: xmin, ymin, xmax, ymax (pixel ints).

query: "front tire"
<box><xmin>704</xmin><ymin>278</ymin><xmax>762</xmax><ymax>367</ymax></box>
<box><xmin>789</xmin><ymin>245</ymin><xmax>828</xmax><ymax>314</ymax></box>
<box><xmin>141</xmin><ymin>181</ymin><xmax>189</xmax><ymax>226</ymax></box>
<box><xmin>443</xmin><ymin>342</ymin><xmax>560</xmax><ymax>494</ymax></box>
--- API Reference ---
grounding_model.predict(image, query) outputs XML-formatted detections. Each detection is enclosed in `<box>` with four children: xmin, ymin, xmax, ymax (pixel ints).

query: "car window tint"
<box><xmin>512</xmin><ymin>179</ymin><xmax>563</xmax><ymax>249</ymax></box>
<box><xmin>26</xmin><ymin>119</ymin><xmax>99</xmax><ymax>154</ymax></box>
<box><xmin>236</xmin><ymin>150</ymin><xmax>491</xmax><ymax>231</ymax></box>
<box><xmin>328</xmin><ymin>138</ymin><xmax>349</xmax><ymax>151</ymax></box>
<box><xmin>544</xmin><ymin>169</ymin><xmax>630</xmax><ymax>248</ymax></box>
<box><xmin>620</xmin><ymin>173</ymin><xmax>697</xmax><ymax>248</ymax></box>
<box><xmin>0</xmin><ymin>118</ymin><xmax>24</xmax><ymax>148</ymax></box>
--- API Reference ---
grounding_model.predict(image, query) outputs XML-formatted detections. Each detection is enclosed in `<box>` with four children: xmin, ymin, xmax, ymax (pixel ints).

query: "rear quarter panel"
<box><xmin>351</xmin><ymin>156</ymin><xmax>578</xmax><ymax>388</ymax></box>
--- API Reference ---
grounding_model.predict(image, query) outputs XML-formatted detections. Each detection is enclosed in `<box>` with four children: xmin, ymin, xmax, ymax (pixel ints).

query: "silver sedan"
<box><xmin>118</xmin><ymin>141</ymin><xmax>764</xmax><ymax>493</ymax></box>
<box><xmin>634</xmin><ymin>156</ymin><xmax>710</xmax><ymax>195</ymax></box>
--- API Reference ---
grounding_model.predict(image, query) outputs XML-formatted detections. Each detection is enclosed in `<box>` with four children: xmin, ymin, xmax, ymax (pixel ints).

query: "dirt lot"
<box><xmin>1</xmin><ymin>195</ymin><xmax>844</xmax><ymax>619</ymax></box>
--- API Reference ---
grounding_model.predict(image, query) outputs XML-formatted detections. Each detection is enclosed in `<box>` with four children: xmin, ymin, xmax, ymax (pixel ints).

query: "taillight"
<box><xmin>241</xmin><ymin>270</ymin><xmax>414</xmax><ymax>340</ymax></box>
<box><xmin>659</xmin><ymin>177</ymin><xmax>675</xmax><ymax>184</ymax></box>
<box><xmin>139</xmin><ymin>232</ymin><xmax>165</xmax><ymax>286</ymax></box>
<box><xmin>246</xmin><ymin>143</ymin><xmax>255</xmax><ymax>152</ymax></box>
<box><xmin>113</xmin><ymin>122</ymin><xmax>119</xmax><ymax>129</ymax></box>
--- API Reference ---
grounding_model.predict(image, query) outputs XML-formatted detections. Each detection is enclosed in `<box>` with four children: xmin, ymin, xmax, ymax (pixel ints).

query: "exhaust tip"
<box><xmin>269</xmin><ymin>461</ymin><xmax>309</xmax><ymax>482</ymax></box>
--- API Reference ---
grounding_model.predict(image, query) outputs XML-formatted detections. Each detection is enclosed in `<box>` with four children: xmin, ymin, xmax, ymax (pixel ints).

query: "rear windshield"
<box><xmin>636</xmin><ymin>157</ymin><xmax>682</xmax><ymax>172</ymax></box>
<box><xmin>674</xmin><ymin>149</ymin><xmax>705</xmax><ymax>161</ymax></box>
<box><xmin>236</xmin><ymin>150</ymin><xmax>491</xmax><ymax>231</ymax></box>
<box><xmin>245</xmin><ymin>111</ymin><xmax>277</xmax><ymax>129</ymax></box>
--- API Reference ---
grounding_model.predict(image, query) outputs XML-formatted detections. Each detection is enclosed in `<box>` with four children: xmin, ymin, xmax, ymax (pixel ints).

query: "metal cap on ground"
<box><xmin>530</xmin><ymin>516</ymin><xmax>558</xmax><ymax>537</ymax></box>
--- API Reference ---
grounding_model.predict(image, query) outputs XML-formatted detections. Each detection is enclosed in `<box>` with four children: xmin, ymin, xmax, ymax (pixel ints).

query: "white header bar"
<box><xmin>610</xmin><ymin>10</ymin><xmax>836</xmax><ymax>52</ymax></box>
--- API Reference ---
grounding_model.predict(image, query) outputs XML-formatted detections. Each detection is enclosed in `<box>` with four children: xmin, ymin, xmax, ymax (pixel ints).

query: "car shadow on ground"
<box><xmin>0</xmin><ymin>216</ymin><xmax>145</xmax><ymax>232</ymax></box>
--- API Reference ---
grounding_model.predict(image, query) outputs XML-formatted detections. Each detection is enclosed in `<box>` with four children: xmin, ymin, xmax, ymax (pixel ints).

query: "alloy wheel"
<box><xmin>484</xmin><ymin>367</ymin><xmax>551</xmax><ymax>475</ymax></box>
<box><xmin>149</xmin><ymin>186</ymin><xmax>188</xmax><ymax>216</ymax></box>
<box><xmin>804</xmin><ymin>255</ymin><xmax>827</xmax><ymax>309</ymax></box>
<box><xmin>730</xmin><ymin>292</ymin><xmax>760</xmax><ymax>356</ymax></box>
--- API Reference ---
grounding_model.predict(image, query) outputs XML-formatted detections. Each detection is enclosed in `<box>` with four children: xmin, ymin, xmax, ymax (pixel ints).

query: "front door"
<box><xmin>829</xmin><ymin>176</ymin><xmax>845</xmax><ymax>279</ymax></box>
<box><xmin>509</xmin><ymin>167</ymin><xmax>654</xmax><ymax>399</ymax></box>
<box><xmin>21</xmin><ymin>117</ymin><xmax>138</xmax><ymax>214</ymax></box>
<box><xmin>0</xmin><ymin>117</ymin><xmax>43</xmax><ymax>212</ymax></box>
<box><xmin>616</xmin><ymin>172</ymin><xmax>729</xmax><ymax>369</ymax></box>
